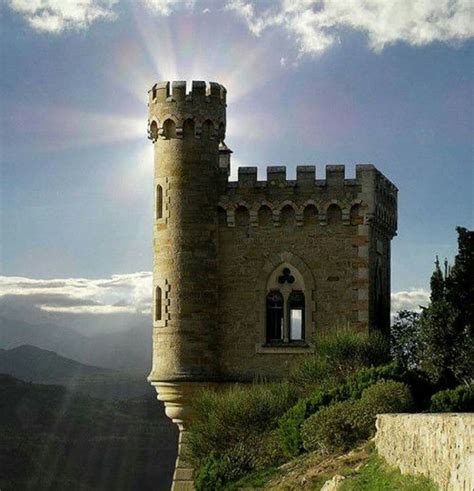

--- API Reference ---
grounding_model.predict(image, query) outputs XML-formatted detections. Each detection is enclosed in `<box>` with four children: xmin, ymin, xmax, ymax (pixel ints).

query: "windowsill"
<box><xmin>255</xmin><ymin>341</ymin><xmax>315</xmax><ymax>354</ymax></box>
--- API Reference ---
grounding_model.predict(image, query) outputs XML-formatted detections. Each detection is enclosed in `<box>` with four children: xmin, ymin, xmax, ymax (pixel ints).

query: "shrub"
<box><xmin>301</xmin><ymin>400</ymin><xmax>359</xmax><ymax>453</ymax></box>
<box><xmin>278</xmin><ymin>362</ymin><xmax>417</xmax><ymax>457</ymax></box>
<box><xmin>190</xmin><ymin>382</ymin><xmax>297</xmax><ymax>487</ymax></box>
<box><xmin>353</xmin><ymin>380</ymin><xmax>413</xmax><ymax>437</ymax></box>
<box><xmin>301</xmin><ymin>381</ymin><xmax>412</xmax><ymax>454</ymax></box>
<box><xmin>278</xmin><ymin>387</ymin><xmax>336</xmax><ymax>457</ymax></box>
<box><xmin>290</xmin><ymin>329</ymin><xmax>390</xmax><ymax>393</ymax></box>
<box><xmin>430</xmin><ymin>384</ymin><xmax>474</xmax><ymax>412</ymax></box>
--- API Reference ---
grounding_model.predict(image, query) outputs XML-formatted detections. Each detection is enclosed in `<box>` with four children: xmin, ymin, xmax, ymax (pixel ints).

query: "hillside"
<box><xmin>0</xmin><ymin>315</ymin><xmax>151</xmax><ymax>374</ymax></box>
<box><xmin>0</xmin><ymin>345</ymin><xmax>153</xmax><ymax>400</ymax></box>
<box><xmin>0</xmin><ymin>374</ymin><xmax>178</xmax><ymax>491</ymax></box>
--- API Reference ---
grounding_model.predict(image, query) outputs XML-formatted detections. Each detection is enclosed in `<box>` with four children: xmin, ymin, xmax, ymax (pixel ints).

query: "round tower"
<box><xmin>148</xmin><ymin>80</ymin><xmax>226</xmax><ymax>384</ymax></box>
<box><xmin>147</xmin><ymin>81</ymin><xmax>227</xmax><ymax>489</ymax></box>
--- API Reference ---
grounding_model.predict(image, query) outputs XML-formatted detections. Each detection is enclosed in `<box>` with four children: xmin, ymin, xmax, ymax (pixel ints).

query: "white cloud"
<box><xmin>7</xmin><ymin>0</ymin><xmax>119</xmax><ymax>33</ymax></box>
<box><xmin>226</xmin><ymin>0</ymin><xmax>474</xmax><ymax>55</ymax></box>
<box><xmin>142</xmin><ymin>0</ymin><xmax>195</xmax><ymax>16</ymax></box>
<box><xmin>7</xmin><ymin>0</ymin><xmax>473</xmax><ymax>54</ymax></box>
<box><xmin>0</xmin><ymin>273</ymin><xmax>152</xmax><ymax>315</ymax></box>
<box><xmin>391</xmin><ymin>288</ymin><xmax>430</xmax><ymax>315</ymax></box>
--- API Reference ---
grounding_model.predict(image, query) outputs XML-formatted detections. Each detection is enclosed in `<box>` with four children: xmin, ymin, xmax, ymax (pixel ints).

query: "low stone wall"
<box><xmin>375</xmin><ymin>413</ymin><xmax>474</xmax><ymax>491</ymax></box>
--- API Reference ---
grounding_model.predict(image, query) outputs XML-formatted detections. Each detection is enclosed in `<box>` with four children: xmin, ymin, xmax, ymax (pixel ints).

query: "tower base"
<box><xmin>151</xmin><ymin>381</ymin><xmax>218</xmax><ymax>490</ymax></box>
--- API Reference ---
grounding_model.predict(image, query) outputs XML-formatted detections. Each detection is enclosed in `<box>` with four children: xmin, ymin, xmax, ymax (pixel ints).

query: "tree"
<box><xmin>419</xmin><ymin>227</ymin><xmax>474</xmax><ymax>385</ymax></box>
<box><xmin>390</xmin><ymin>310</ymin><xmax>421</xmax><ymax>370</ymax></box>
<box><xmin>391</xmin><ymin>227</ymin><xmax>473</xmax><ymax>386</ymax></box>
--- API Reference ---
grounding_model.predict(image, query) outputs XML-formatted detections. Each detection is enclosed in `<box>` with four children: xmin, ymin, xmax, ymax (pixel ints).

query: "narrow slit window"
<box><xmin>266</xmin><ymin>290</ymin><xmax>283</xmax><ymax>342</ymax></box>
<box><xmin>289</xmin><ymin>290</ymin><xmax>305</xmax><ymax>341</ymax></box>
<box><xmin>156</xmin><ymin>185</ymin><xmax>163</xmax><ymax>220</ymax></box>
<box><xmin>155</xmin><ymin>286</ymin><xmax>162</xmax><ymax>322</ymax></box>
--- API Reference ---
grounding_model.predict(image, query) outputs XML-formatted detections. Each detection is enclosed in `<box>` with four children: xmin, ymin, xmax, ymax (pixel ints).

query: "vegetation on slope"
<box><xmin>0</xmin><ymin>374</ymin><xmax>177</xmax><ymax>491</ymax></box>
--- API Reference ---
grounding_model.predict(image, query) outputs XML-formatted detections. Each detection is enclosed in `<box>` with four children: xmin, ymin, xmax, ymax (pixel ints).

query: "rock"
<box><xmin>320</xmin><ymin>474</ymin><xmax>345</xmax><ymax>490</ymax></box>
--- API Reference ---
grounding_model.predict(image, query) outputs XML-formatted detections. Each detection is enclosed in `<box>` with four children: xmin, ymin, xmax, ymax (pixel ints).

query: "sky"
<box><xmin>0</xmin><ymin>0</ymin><xmax>473</xmax><ymax>323</ymax></box>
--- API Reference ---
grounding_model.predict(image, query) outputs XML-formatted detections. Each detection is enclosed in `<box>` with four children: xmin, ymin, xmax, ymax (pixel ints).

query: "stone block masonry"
<box><xmin>375</xmin><ymin>413</ymin><xmax>474</xmax><ymax>491</ymax></box>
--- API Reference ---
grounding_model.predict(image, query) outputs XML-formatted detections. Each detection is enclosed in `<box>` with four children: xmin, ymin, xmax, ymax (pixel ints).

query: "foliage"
<box><xmin>353</xmin><ymin>380</ymin><xmax>413</xmax><ymax>437</ymax></box>
<box><xmin>290</xmin><ymin>329</ymin><xmax>390</xmax><ymax>392</ymax></box>
<box><xmin>390</xmin><ymin>310</ymin><xmax>422</xmax><ymax>370</ymax></box>
<box><xmin>279</xmin><ymin>362</ymin><xmax>416</xmax><ymax>457</ymax></box>
<box><xmin>0</xmin><ymin>374</ymin><xmax>177</xmax><ymax>490</ymax></box>
<box><xmin>340</xmin><ymin>452</ymin><xmax>437</xmax><ymax>490</ymax></box>
<box><xmin>189</xmin><ymin>382</ymin><xmax>297</xmax><ymax>488</ymax></box>
<box><xmin>301</xmin><ymin>400</ymin><xmax>359</xmax><ymax>453</ymax></box>
<box><xmin>430</xmin><ymin>383</ymin><xmax>474</xmax><ymax>412</ymax></box>
<box><xmin>301</xmin><ymin>381</ymin><xmax>412</xmax><ymax>454</ymax></box>
<box><xmin>393</xmin><ymin>227</ymin><xmax>474</xmax><ymax>386</ymax></box>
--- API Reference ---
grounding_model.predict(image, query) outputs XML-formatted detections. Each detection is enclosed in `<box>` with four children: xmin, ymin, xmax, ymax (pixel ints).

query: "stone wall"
<box><xmin>375</xmin><ymin>413</ymin><xmax>474</xmax><ymax>491</ymax></box>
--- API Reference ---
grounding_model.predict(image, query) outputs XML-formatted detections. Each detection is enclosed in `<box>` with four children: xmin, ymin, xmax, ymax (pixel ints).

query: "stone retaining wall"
<box><xmin>375</xmin><ymin>413</ymin><xmax>474</xmax><ymax>490</ymax></box>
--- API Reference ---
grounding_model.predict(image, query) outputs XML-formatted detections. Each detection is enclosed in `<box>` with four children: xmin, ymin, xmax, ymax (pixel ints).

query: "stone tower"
<box><xmin>147</xmin><ymin>81</ymin><xmax>227</xmax><ymax>489</ymax></box>
<box><xmin>147</xmin><ymin>81</ymin><xmax>398</xmax><ymax>490</ymax></box>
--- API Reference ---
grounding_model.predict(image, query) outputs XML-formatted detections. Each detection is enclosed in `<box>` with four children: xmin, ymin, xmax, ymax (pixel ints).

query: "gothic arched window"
<box><xmin>265</xmin><ymin>264</ymin><xmax>308</xmax><ymax>344</ymax></box>
<box><xmin>266</xmin><ymin>290</ymin><xmax>284</xmax><ymax>342</ymax></box>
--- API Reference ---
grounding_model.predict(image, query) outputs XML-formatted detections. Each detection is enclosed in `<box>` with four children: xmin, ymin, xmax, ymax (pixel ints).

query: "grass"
<box><xmin>339</xmin><ymin>451</ymin><xmax>437</xmax><ymax>491</ymax></box>
<box><xmin>224</xmin><ymin>443</ymin><xmax>437</xmax><ymax>490</ymax></box>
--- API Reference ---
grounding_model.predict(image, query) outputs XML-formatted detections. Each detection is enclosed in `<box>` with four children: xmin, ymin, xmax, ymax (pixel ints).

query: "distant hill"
<box><xmin>0</xmin><ymin>374</ymin><xmax>177</xmax><ymax>491</ymax></box>
<box><xmin>0</xmin><ymin>315</ymin><xmax>152</xmax><ymax>374</ymax></box>
<box><xmin>0</xmin><ymin>345</ymin><xmax>153</xmax><ymax>400</ymax></box>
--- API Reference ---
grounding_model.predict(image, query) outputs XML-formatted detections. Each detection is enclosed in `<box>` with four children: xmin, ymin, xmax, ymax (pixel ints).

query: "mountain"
<box><xmin>0</xmin><ymin>345</ymin><xmax>153</xmax><ymax>400</ymax></box>
<box><xmin>0</xmin><ymin>374</ymin><xmax>177</xmax><ymax>491</ymax></box>
<box><xmin>0</xmin><ymin>315</ymin><xmax>152</xmax><ymax>374</ymax></box>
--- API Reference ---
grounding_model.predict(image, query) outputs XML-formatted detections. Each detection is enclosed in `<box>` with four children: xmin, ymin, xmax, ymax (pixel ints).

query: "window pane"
<box><xmin>290</xmin><ymin>309</ymin><xmax>303</xmax><ymax>340</ymax></box>
<box><xmin>266</xmin><ymin>290</ymin><xmax>283</xmax><ymax>342</ymax></box>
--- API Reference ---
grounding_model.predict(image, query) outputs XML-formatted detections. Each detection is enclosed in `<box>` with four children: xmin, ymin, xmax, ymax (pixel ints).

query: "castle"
<box><xmin>146</xmin><ymin>81</ymin><xmax>398</xmax><ymax>489</ymax></box>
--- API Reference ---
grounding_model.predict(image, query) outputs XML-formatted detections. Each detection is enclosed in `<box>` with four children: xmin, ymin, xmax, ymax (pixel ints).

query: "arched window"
<box><xmin>155</xmin><ymin>286</ymin><xmax>162</xmax><ymax>322</ymax></box>
<box><xmin>163</xmin><ymin>119</ymin><xmax>176</xmax><ymax>139</ymax></box>
<box><xmin>303</xmin><ymin>204</ymin><xmax>318</xmax><ymax>225</ymax></box>
<box><xmin>202</xmin><ymin>120</ymin><xmax>214</xmax><ymax>139</ymax></box>
<box><xmin>156</xmin><ymin>184</ymin><xmax>163</xmax><ymax>220</ymax></box>
<box><xmin>350</xmin><ymin>204</ymin><xmax>361</xmax><ymax>225</ymax></box>
<box><xmin>183</xmin><ymin>118</ymin><xmax>195</xmax><ymax>138</ymax></box>
<box><xmin>327</xmin><ymin>204</ymin><xmax>342</xmax><ymax>225</ymax></box>
<box><xmin>149</xmin><ymin>120</ymin><xmax>158</xmax><ymax>141</ymax></box>
<box><xmin>280</xmin><ymin>205</ymin><xmax>295</xmax><ymax>226</ymax></box>
<box><xmin>235</xmin><ymin>206</ymin><xmax>249</xmax><ymax>227</ymax></box>
<box><xmin>288</xmin><ymin>290</ymin><xmax>305</xmax><ymax>341</ymax></box>
<box><xmin>266</xmin><ymin>290</ymin><xmax>283</xmax><ymax>342</ymax></box>
<box><xmin>265</xmin><ymin>264</ymin><xmax>308</xmax><ymax>344</ymax></box>
<box><xmin>258</xmin><ymin>205</ymin><xmax>272</xmax><ymax>226</ymax></box>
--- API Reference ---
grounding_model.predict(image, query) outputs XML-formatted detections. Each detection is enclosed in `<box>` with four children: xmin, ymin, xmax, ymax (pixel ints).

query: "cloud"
<box><xmin>7</xmin><ymin>0</ymin><xmax>473</xmax><ymax>54</ymax></box>
<box><xmin>391</xmin><ymin>288</ymin><xmax>430</xmax><ymax>315</ymax></box>
<box><xmin>226</xmin><ymin>0</ymin><xmax>474</xmax><ymax>55</ymax></box>
<box><xmin>142</xmin><ymin>0</ymin><xmax>195</xmax><ymax>16</ymax></box>
<box><xmin>7</xmin><ymin>0</ymin><xmax>119</xmax><ymax>33</ymax></box>
<box><xmin>0</xmin><ymin>273</ymin><xmax>152</xmax><ymax>315</ymax></box>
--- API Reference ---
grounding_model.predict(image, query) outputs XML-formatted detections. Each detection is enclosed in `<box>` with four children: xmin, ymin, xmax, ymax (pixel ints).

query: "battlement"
<box><xmin>148</xmin><ymin>81</ymin><xmax>227</xmax><ymax>142</ymax></box>
<box><xmin>149</xmin><ymin>81</ymin><xmax>226</xmax><ymax>104</ymax></box>
<box><xmin>228</xmin><ymin>164</ymin><xmax>398</xmax><ymax>193</ymax></box>
<box><xmin>219</xmin><ymin>164</ymin><xmax>398</xmax><ymax>235</ymax></box>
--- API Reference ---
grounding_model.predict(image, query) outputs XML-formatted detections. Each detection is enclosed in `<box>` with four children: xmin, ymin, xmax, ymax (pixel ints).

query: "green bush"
<box><xmin>430</xmin><ymin>384</ymin><xmax>474</xmax><ymax>412</ymax></box>
<box><xmin>301</xmin><ymin>381</ymin><xmax>412</xmax><ymax>454</ymax></box>
<box><xmin>301</xmin><ymin>400</ymin><xmax>359</xmax><ymax>453</ymax></box>
<box><xmin>190</xmin><ymin>382</ymin><xmax>297</xmax><ymax>487</ymax></box>
<box><xmin>278</xmin><ymin>362</ymin><xmax>415</xmax><ymax>457</ymax></box>
<box><xmin>353</xmin><ymin>380</ymin><xmax>413</xmax><ymax>437</ymax></box>
<box><xmin>290</xmin><ymin>329</ymin><xmax>391</xmax><ymax>392</ymax></box>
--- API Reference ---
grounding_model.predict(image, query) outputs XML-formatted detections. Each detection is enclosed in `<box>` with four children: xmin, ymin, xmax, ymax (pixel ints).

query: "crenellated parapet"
<box><xmin>218</xmin><ymin>164</ymin><xmax>398</xmax><ymax>237</ymax></box>
<box><xmin>147</xmin><ymin>81</ymin><xmax>226</xmax><ymax>142</ymax></box>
